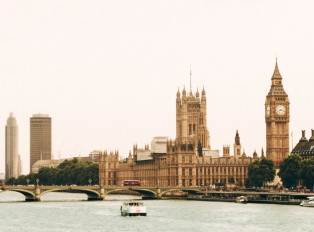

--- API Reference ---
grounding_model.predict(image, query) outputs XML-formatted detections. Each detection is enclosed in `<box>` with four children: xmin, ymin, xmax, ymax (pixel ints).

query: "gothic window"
<box><xmin>189</xmin><ymin>124</ymin><xmax>192</xmax><ymax>135</ymax></box>
<box><xmin>189</xmin><ymin>168</ymin><xmax>192</xmax><ymax>176</ymax></box>
<box><xmin>193</xmin><ymin>124</ymin><xmax>196</xmax><ymax>133</ymax></box>
<box><xmin>189</xmin><ymin>156</ymin><xmax>192</xmax><ymax>163</ymax></box>
<box><xmin>182</xmin><ymin>156</ymin><xmax>185</xmax><ymax>163</ymax></box>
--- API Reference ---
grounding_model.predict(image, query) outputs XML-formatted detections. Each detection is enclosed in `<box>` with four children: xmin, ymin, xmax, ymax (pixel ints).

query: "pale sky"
<box><xmin>1</xmin><ymin>0</ymin><xmax>314</xmax><ymax>174</ymax></box>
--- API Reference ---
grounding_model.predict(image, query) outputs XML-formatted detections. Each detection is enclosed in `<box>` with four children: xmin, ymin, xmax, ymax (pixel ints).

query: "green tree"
<box><xmin>278</xmin><ymin>154</ymin><xmax>302</xmax><ymax>189</ymax></box>
<box><xmin>15</xmin><ymin>175</ymin><xmax>27</xmax><ymax>185</ymax></box>
<box><xmin>5</xmin><ymin>177</ymin><xmax>16</xmax><ymax>185</ymax></box>
<box><xmin>300</xmin><ymin>157</ymin><xmax>314</xmax><ymax>190</ymax></box>
<box><xmin>246</xmin><ymin>158</ymin><xmax>276</xmax><ymax>188</ymax></box>
<box><xmin>4</xmin><ymin>159</ymin><xmax>99</xmax><ymax>186</ymax></box>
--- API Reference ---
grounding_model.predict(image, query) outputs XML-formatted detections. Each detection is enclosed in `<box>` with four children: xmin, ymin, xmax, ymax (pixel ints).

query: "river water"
<box><xmin>0</xmin><ymin>191</ymin><xmax>312</xmax><ymax>232</ymax></box>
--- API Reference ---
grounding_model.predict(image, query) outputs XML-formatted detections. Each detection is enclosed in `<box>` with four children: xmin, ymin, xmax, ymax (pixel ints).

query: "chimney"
<box><xmin>302</xmin><ymin>130</ymin><xmax>306</xmax><ymax>139</ymax></box>
<box><xmin>310</xmin><ymin>129</ymin><xmax>314</xmax><ymax>141</ymax></box>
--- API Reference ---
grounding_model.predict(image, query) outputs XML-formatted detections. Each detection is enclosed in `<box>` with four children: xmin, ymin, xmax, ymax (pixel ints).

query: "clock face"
<box><xmin>266</xmin><ymin>105</ymin><xmax>270</xmax><ymax>117</ymax></box>
<box><xmin>276</xmin><ymin>105</ymin><xmax>286</xmax><ymax>115</ymax></box>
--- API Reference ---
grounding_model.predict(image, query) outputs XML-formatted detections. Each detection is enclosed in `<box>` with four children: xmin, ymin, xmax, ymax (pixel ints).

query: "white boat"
<box><xmin>121</xmin><ymin>201</ymin><xmax>147</xmax><ymax>216</ymax></box>
<box><xmin>300</xmin><ymin>197</ymin><xmax>314</xmax><ymax>207</ymax></box>
<box><xmin>236</xmin><ymin>196</ymin><xmax>248</xmax><ymax>203</ymax></box>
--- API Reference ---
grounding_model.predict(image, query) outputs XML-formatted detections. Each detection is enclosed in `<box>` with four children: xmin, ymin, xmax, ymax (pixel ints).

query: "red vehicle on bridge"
<box><xmin>122</xmin><ymin>180</ymin><xmax>141</xmax><ymax>186</ymax></box>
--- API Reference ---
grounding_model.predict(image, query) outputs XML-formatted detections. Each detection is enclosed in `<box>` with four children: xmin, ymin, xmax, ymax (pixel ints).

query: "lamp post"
<box><xmin>26</xmin><ymin>179</ymin><xmax>30</xmax><ymax>186</ymax></box>
<box><xmin>88</xmin><ymin>179</ymin><xmax>92</xmax><ymax>186</ymax></box>
<box><xmin>36</xmin><ymin>179</ymin><xmax>39</xmax><ymax>186</ymax></box>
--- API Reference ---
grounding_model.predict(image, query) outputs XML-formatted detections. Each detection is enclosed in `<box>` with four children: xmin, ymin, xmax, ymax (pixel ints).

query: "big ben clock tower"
<box><xmin>265</xmin><ymin>59</ymin><xmax>290</xmax><ymax>164</ymax></box>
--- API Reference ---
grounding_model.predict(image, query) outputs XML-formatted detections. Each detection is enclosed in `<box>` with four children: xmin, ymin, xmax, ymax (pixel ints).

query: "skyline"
<box><xmin>1</xmin><ymin>1</ymin><xmax>314</xmax><ymax>174</ymax></box>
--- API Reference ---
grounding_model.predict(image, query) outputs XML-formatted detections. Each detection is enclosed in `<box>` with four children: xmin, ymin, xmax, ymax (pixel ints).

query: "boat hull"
<box><xmin>300</xmin><ymin>203</ymin><xmax>314</xmax><ymax>207</ymax></box>
<box><xmin>121</xmin><ymin>212</ymin><xmax>147</xmax><ymax>216</ymax></box>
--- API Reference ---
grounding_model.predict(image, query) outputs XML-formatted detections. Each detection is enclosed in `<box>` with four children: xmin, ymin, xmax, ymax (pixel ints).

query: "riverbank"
<box><xmin>187</xmin><ymin>191</ymin><xmax>314</xmax><ymax>205</ymax></box>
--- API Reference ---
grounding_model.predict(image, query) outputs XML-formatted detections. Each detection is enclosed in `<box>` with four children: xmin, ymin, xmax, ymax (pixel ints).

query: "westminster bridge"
<box><xmin>1</xmin><ymin>185</ymin><xmax>206</xmax><ymax>201</ymax></box>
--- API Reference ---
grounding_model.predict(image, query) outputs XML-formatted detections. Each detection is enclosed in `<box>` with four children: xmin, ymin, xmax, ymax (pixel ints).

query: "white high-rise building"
<box><xmin>5</xmin><ymin>113</ymin><xmax>19</xmax><ymax>179</ymax></box>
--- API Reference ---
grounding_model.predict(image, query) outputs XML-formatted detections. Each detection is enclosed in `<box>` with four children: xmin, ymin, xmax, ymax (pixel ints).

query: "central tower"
<box><xmin>176</xmin><ymin>86</ymin><xmax>210</xmax><ymax>148</ymax></box>
<box><xmin>265</xmin><ymin>60</ymin><xmax>290</xmax><ymax>163</ymax></box>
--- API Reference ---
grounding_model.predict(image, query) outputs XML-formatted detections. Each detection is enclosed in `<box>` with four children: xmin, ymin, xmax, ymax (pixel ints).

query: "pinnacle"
<box><xmin>272</xmin><ymin>59</ymin><xmax>282</xmax><ymax>80</ymax></box>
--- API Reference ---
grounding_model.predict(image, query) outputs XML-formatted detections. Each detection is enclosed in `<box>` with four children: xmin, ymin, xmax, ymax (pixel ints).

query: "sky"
<box><xmin>1</xmin><ymin>0</ymin><xmax>314</xmax><ymax>174</ymax></box>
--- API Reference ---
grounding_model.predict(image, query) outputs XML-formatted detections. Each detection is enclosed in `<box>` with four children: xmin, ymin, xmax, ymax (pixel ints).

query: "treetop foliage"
<box><xmin>246</xmin><ymin>157</ymin><xmax>276</xmax><ymax>188</ymax></box>
<box><xmin>5</xmin><ymin>158</ymin><xmax>99</xmax><ymax>186</ymax></box>
<box><xmin>278</xmin><ymin>154</ymin><xmax>313</xmax><ymax>189</ymax></box>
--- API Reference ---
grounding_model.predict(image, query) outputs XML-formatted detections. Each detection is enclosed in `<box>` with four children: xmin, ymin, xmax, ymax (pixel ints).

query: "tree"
<box><xmin>5</xmin><ymin>177</ymin><xmax>16</xmax><ymax>185</ymax></box>
<box><xmin>5</xmin><ymin>159</ymin><xmax>99</xmax><ymax>186</ymax></box>
<box><xmin>300</xmin><ymin>157</ymin><xmax>314</xmax><ymax>190</ymax></box>
<box><xmin>246</xmin><ymin>158</ymin><xmax>275</xmax><ymax>188</ymax></box>
<box><xmin>278</xmin><ymin>154</ymin><xmax>302</xmax><ymax>189</ymax></box>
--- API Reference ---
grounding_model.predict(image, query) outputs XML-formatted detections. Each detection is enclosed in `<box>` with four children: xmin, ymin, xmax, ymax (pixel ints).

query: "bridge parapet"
<box><xmin>1</xmin><ymin>185</ymin><xmax>206</xmax><ymax>201</ymax></box>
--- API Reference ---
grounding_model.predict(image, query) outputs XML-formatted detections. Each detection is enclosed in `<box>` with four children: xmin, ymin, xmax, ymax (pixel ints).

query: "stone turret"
<box><xmin>176</xmin><ymin>84</ymin><xmax>210</xmax><ymax>149</ymax></box>
<box><xmin>234</xmin><ymin>130</ymin><xmax>242</xmax><ymax>159</ymax></box>
<box><xmin>223</xmin><ymin>145</ymin><xmax>230</xmax><ymax>157</ymax></box>
<box><xmin>253</xmin><ymin>150</ymin><xmax>258</xmax><ymax>159</ymax></box>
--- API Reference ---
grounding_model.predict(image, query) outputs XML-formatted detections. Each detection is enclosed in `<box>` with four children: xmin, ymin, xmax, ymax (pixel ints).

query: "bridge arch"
<box><xmin>5</xmin><ymin>189</ymin><xmax>36</xmax><ymax>201</ymax></box>
<box><xmin>105</xmin><ymin>188</ymin><xmax>157</xmax><ymax>198</ymax></box>
<box><xmin>40</xmin><ymin>188</ymin><xmax>101</xmax><ymax>200</ymax></box>
<box><xmin>160</xmin><ymin>188</ymin><xmax>203</xmax><ymax>197</ymax></box>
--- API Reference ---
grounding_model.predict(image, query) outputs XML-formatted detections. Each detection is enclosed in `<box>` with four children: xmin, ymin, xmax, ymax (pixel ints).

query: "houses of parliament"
<box><xmin>99</xmin><ymin>61</ymin><xmax>290</xmax><ymax>187</ymax></box>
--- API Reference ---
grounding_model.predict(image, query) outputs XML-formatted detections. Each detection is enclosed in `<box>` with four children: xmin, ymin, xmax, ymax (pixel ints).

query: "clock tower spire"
<box><xmin>265</xmin><ymin>59</ymin><xmax>290</xmax><ymax>164</ymax></box>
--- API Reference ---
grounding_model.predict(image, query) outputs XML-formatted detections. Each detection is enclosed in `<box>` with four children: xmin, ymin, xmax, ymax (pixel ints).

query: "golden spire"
<box><xmin>272</xmin><ymin>57</ymin><xmax>282</xmax><ymax>80</ymax></box>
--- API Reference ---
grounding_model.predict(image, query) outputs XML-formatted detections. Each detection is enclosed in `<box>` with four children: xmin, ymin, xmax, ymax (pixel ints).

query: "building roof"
<box><xmin>291</xmin><ymin>130</ymin><xmax>314</xmax><ymax>158</ymax></box>
<box><xmin>267</xmin><ymin>60</ymin><xmax>288</xmax><ymax>97</ymax></box>
<box><xmin>32</xmin><ymin>113</ymin><xmax>50</xmax><ymax>118</ymax></box>
<box><xmin>272</xmin><ymin>59</ymin><xmax>282</xmax><ymax>81</ymax></box>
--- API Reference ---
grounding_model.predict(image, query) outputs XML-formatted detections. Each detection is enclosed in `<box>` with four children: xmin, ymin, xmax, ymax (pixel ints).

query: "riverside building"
<box><xmin>5</xmin><ymin>113</ymin><xmax>20</xmax><ymax>179</ymax></box>
<box><xmin>100</xmin><ymin>83</ymin><xmax>258</xmax><ymax>187</ymax></box>
<box><xmin>30</xmin><ymin>114</ymin><xmax>51</xmax><ymax>172</ymax></box>
<box><xmin>291</xmin><ymin>129</ymin><xmax>314</xmax><ymax>160</ymax></box>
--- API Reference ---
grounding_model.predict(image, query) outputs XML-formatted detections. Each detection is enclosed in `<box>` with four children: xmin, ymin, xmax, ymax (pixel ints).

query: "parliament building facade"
<box><xmin>100</xmin><ymin>62</ymin><xmax>289</xmax><ymax>187</ymax></box>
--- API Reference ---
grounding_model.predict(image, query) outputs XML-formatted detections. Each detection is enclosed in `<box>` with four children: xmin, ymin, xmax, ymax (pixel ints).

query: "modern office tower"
<box><xmin>30</xmin><ymin>114</ymin><xmax>51</xmax><ymax>172</ymax></box>
<box><xmin>18</xmin><ymin>155</ymin><xmax>22</xmax><ymax>176</ymax></box>
<box><xmin>5</xmin><ymin>113</ymin><xmax>19</xmax><ymax>179</ymax></box>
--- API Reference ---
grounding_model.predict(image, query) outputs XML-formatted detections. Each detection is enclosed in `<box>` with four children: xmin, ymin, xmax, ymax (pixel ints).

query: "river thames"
<box><xmin>0</xmin><ymin>192</ymin><xmax>312</xmax><ymax>232</ymax></box>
